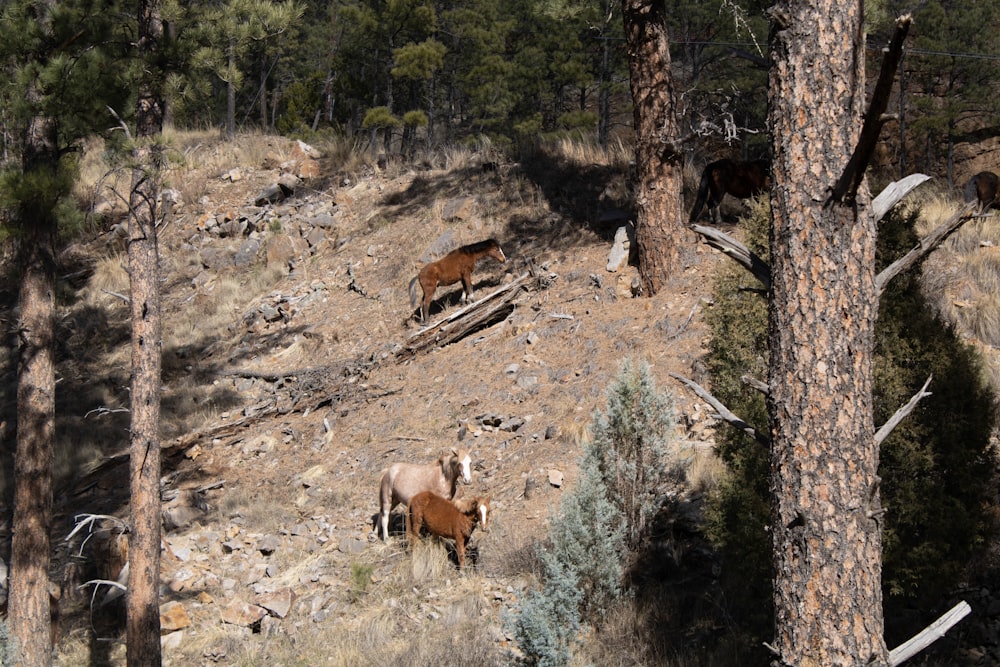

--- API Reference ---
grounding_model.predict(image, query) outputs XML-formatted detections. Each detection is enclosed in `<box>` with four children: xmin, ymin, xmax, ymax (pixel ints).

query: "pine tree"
<box><xmin>0</xmin><ymin>1</ymin><xmax>130</xmax><ymax>664</ymax></box>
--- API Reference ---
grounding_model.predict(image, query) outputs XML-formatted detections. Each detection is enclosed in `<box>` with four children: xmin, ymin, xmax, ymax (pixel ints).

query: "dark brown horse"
<box><xmin>964</xmin><ymin>171</ymin><xmax>999</xmax><ymax>212</ymax></box>
<box><xmin>689</xmin><ymin>159</ymin><xmax>770</xmax><ymax>224</ymax></box>
<box><xmin>408</xmin><ymin>239</ymin><xmax>506</xmax><ymax>323</ymax></box>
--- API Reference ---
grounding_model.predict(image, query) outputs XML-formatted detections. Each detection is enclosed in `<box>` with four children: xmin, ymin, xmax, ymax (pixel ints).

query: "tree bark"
<box><xmin>11</xmin><ymin>222</ymin><xmax>56</xmax><ymax>667</ymax></box>
<box><xmin>767</xmin><ymin>1</ymin><xmax>887</xmax><ymax>665</ymax></box>
<box><xmin>10</xmin><ymin>100</ymin><xmax>59</xmax><ymax>667</ymax></box>
<box><xmin>126</xmin><ymin>1</ymin><xmax>165</xmax><ymax>664</ymax></box>
<box><xmin>622</xmin><ymin>0</ymin><xmax>688</xmax><ymax>295</ymax></box>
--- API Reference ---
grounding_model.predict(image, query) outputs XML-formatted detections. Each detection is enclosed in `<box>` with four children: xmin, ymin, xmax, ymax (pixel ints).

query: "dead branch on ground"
<box><xmin>397</xmin><ymin>273</ymin><xmax>534</xmax><ymax>358</ymax></box>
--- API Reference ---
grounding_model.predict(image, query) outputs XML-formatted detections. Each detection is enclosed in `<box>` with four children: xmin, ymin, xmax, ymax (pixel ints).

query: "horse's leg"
<box><xmin>711</xmin><ymin>201</ymin><xmax>723</xmax><ymax>226</ymax></box>
<box><xmin>461</xmin><ymin>271</ymin><xmax>473</xmax><ymax>304</ymax></box>
<box><xmin>405</xmin><ymin>506</ymin><xmax>415</xmax><ymax>548</ymax></box>
<box><xmin>421</xmin><ymin>283</ymin><xmax>435</xmax><ymax>323</ymax></box>
<box><xmin>380</xmin><ymin>508</ymin><xmax>390</xmax><ymax>541</ymax></box>
<box><xmin>456</xmin><ymin>536</ymin><xmax>466</xmax><ymax>570</ymax></box>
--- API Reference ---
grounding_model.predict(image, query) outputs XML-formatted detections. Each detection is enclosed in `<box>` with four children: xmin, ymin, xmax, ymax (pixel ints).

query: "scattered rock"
<box><xmin>441</xmin><ymin>196</ymin><xmax>476</xmax><ymax>221</ymax></box>
<box><xmin>338</xmin><ymin>536</ymin><xmax>367</xmax><ymax>555</ymax></box>
<box><xmin>220</xmin><ymin>600</ymin><xmax>268</xmax><ymax>627</ymax></box>
<box><xmin>160</xmin><ymin>601</ymin><xmax>191</xmax><ymax>633</ymax></box>
<box><xmin>607</xmin><ymin>224</ymin><xmax>633</xmax><ymax>272</ymax></box>
<box><xmin>548</xmin><ymin>470</ymin><xmax>564</xmax><ymax>488</ymax></box>
<box><xmin>257</xmin><ymin>534</ymin><xmax>281</xmax><ymax>556</ymax></box>
<box><xmin>257</xmin><ymin>588</ymin><xmax>296</xmax><ymax>619</ymax></box>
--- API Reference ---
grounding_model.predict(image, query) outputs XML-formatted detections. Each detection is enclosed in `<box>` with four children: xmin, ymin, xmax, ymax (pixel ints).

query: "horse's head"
<box><xmin>451</xmin><ymin>447</ymin><xmax>473</xmax><ymax>484</ymax></box>
<box><xmin>487</xmin><ymin>240</ymin><xmax>506</xmax><ymax>264</ymax></box>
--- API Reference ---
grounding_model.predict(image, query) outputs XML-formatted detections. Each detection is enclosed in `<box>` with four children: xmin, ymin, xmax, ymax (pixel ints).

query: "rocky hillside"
<box><xmin>32</xmin><ymin>135</ymin><xmax>726</xmax><ymax>665</ymax></box>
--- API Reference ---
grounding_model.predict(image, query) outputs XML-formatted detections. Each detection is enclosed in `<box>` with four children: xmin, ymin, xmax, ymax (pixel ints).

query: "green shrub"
<box><xmin>349</xmin><ymin>562</ymin><xmax>374</xmax><ymax>602</ymax></box>
<box><xmin>511</xmin><ymin>556</ymin><xmax>583</xmax><ymax>667</ymax></box>
<box><xmin>512</xmin><ymin>359</ymin><xmax>682</xmax><ymax>664</ymax></box>
<box><xmin>0</xmin><ymin>616</ymin><xmax>18</xmax><ymax>665</ymax></box>
<box><xmin>589</xmin><ymin>358</ymin><xmax>682</xmax><ymax>551</ymax></box>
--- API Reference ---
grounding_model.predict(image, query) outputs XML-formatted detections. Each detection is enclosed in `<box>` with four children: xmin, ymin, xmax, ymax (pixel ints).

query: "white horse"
<box><xmin>377</xmin><ymin>448</ymin><xmax>472</xmax><ymax>541</ymax></box>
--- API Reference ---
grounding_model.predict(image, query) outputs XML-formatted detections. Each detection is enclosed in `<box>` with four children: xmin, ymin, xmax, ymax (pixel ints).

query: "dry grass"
<box><xmin>686</xmin><ymin>442</ymin><xmax>728</xmax><ymax>494</ymax></box>
<box><xmin>216</xmin><ymin>484</ymin><xmax>299</xmax><ymax>537</ymax></box>
<box><xmin>75</xmin><ymin>254</ymin><xmax>131</xmax><ymax>311</ymax></box>
<box><xmin>912</xmin><ymin>187</ymin><xmax>1000</xmax><ymax>363</ymax></box>
<box><xmin>43</xmin><ymin>131</ymin><xmax>738</xmax><ymax>666</ymax></box>
<box><xmin>548</xmin><ymin>136</ymin><xmax>633</xmax><ymax>170</ymax></box>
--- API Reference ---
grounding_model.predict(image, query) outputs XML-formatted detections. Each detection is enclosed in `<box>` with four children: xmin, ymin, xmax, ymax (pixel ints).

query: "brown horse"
<box><xmin>964</xmin><ymin>171</ymin><xmax>999</xmax><ymax>212</ymax></box>
<box><xmin>407</xmin><ymin>492</ymin><xmax>490</xmax><ymax>570</ymax></box>
<box><xmin>689</xmin><ymin>159</ymin><xmax>770</xmax><ymax>224</ymax></box>
<box><xmin>408</xmin><ymin>239</ymin><xmax>506</xmax><ymax>323</ymax></box>
<box><xmin>377</xmin><ymin>448</ymin><xmax>473</xmax><ymax>541</ymax></box>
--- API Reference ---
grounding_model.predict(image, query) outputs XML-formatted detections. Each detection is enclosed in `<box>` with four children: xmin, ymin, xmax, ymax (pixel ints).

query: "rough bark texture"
<box><xmin>767</xmin><ymin>1</ymin><xmax>887</xmax><ymax>665</ymax></box>
<box><xmin>622</xmin><ymin>0</ymin><xmax>687</xmax><ymax>295</ymax></box>
<box><xmin>10</xmin><ymin>100</ymin><xmax>58</xmax><ymax>667</ymax></box>
<box><xmin>126</xmin><ymin>1</ymin><xmax>165</xmax><ymax>664</ymax></box>
<box><xmin>11</xmin><ymin>227</ymin><xmax>56</xmax><ymax>667</ymax></box>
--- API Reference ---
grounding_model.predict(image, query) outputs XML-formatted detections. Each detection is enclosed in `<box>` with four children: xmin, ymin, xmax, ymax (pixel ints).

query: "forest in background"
<box><xmin>0</xmin><ymin>0</ymin><xmax>999</xmax><ymax>665</ymax></box>
<box><xmin>2</xmin><ymin>0</ymin><xmax>998</xmax><ymax>181</ymax></box>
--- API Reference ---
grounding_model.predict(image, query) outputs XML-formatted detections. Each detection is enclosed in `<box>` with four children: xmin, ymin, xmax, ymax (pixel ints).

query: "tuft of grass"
<box><xmin>350</xmin><ymin>561</ymin><xmax>375</xmax><ymax>601</ymax></box>
<box><xmin>217</xmin><ymin>484</ymin><xmax>298</xmax><ymax>536</ymax></box>
<box><xmin>915</xmin><ymin>191</ymin><xmax>1000</xmax><ymax>365</ymax></box>
<box><xmin>72</xmin><ymin>136</ymin><xmax>132</xmax><ymax>231</ymax></box>
<box><xmin>549</xmin><ymin>135</ymin><xmax>633</xmax><ymax>170</ymax></box>
<box><xmin>408</xmin><ymin>538</ymin><xmax>451</xmax><ymax>582</ymax></box>
<box><xmin>75</xmin><ymin>253</ymin><xmax>131</xmax><ymax>312</ymax></box>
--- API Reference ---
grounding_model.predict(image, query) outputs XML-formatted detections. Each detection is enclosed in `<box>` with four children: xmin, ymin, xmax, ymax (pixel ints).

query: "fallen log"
<box><xmin>397</xmin><ymin>273</ymin><xmax>534</xmax><ymax>358</ymax></box>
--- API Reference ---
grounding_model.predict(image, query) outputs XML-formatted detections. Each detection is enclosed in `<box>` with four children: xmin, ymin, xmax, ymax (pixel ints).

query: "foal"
<box><xmin>377</xmin><ymin>448</ymin><xmax>472</xmax><ymax>541</ymax></box>
<box><xmin>408</xmin><ymin>239</ymin><xmax>506</xmax><ymax>323</ymax></box>
<box><xmin>407</xmin><ymin>492</ymin><xmax>490</xmax><ymax>570</ymax></box>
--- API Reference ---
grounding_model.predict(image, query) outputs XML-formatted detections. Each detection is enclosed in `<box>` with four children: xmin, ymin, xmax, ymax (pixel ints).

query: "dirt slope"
<box><xmin>42</xmin><ymin>138</ymin><xmax>727</xmax><ymax>665</ymax></box>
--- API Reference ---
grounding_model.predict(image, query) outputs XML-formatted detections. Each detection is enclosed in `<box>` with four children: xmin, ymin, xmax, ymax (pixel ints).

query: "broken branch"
<box><xmin>669</xmin><ymin>372</ymin><xmax>770</xmax><ymax>447</ymax></box>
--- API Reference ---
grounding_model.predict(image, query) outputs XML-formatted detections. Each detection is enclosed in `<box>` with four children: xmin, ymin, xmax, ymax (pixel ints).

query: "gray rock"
<box><xmin>607</xmin><ymin>224</ymin><xmax>632</xmax><ymax>272</ymax></box>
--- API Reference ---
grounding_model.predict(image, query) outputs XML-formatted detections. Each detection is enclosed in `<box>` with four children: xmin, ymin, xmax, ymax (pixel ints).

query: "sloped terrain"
<box><xmin>34</xmin><ymin>137</ymin><xmax>727</xmax><ymax>665</ymax></box>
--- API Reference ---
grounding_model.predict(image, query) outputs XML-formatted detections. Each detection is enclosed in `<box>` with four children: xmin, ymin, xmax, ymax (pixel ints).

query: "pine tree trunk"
<box><xmin>11</xmin><ymin>224</ymin><xmax>55</xmax><ymax>667</ymax></box>
<box><xmin>621</xmin><ymin>0</ymin><xmax>687</xmax><ymax>295</ymax></box>
<box><xmin>126</xmin><ymin>1</ymin><xmax>164</xmax><ymax>664</ymax></box>
<box><xmin>767</xmin><ymin>1</ymin><xmax>887</xmax><ymax>664</ymax></box>
<box><xmin>10</xmin><ymin>100</ymin><xmax>58</xmax><ymax>667</ymax></box>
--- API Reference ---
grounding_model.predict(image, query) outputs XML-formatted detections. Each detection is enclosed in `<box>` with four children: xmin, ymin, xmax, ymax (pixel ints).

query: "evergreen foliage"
<box><xmin>704</xmin><ymin>200</ymin><xmax>997</xmax><ymax>645</ymax></box>
<box><xmin>588</xmin><ymin>358</ymin><xmax>682</xmax><ymax>551</ymax></box>
<box><xmin>868</xmin><ymin>0</ymin><xmax>1000</xmax><ymax>177</ymax></box>
<box><xmin>512</xmin><ymin>555</ymin><xmax>583</xmax><ymax>667</ymax></box>
<box><xmin>512</xmin><ymin>359</ymin><xmax>682</xmax><ymax>665</ymax></box>
<box><xmin>0</xmin><ymin>617</ymin><xmax>17</xmax><ymax>666</ymax></box>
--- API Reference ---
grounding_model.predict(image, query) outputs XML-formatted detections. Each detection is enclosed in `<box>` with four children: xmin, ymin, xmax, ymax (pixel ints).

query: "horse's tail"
<box><xmin>408</xmin><ymin>275</ymin><xmax>420</xmax><ymax>309</ymax></box>
<box><xmin>689</xmin><ymin>166</ymin><xmax>712</xmax><ymax>222</ymax></box>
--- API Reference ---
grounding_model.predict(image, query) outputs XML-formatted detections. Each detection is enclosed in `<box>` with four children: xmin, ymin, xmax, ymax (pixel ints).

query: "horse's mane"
<box><xmin>451</xmin><ymin>496</ymin><xmax>484</xmax><ymax>514</ymax></box>
<box><xmin>458</xmin><ymin>239</ymin><xmax>500</xmax><ymax>254</ymax></box>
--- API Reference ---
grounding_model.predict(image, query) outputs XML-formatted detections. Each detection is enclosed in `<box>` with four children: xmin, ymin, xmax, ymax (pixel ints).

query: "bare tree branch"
<box><xmin>690</xmin><ymin>224</ymin><xmax>771</xmax><ymax>289</ymax></box>
<box><xmin>827</xmin><ymin>14</ymin><xmax>911</xmax><ymax>206</ymax></box>
<box><xmin>871</xmin><ymin>173</ymin><xmax>931</xmax><ymax>222</ymax></box>
<box><xmin>741</xmin><ymin>374</ymin><xmax>769</xmax><ymax>395</ymax></box>
<box><xmin>888</xmin><ymin>600</ymin><xmax>970</xmax><ymax>666</ymax></box>
<box><xmin>876</xmin><ymin>201</ymin><xmax>978</xmax><ymax>294</ymax></box>
<box><xmin>874</xmin><ymin>375</ymin><xmax>932</xmax><ymax>446</ymax></box>
<box><xmin>669</xmin><ymin>372</ymin><xmax>770</xmax><ymax>447</ymax></box>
